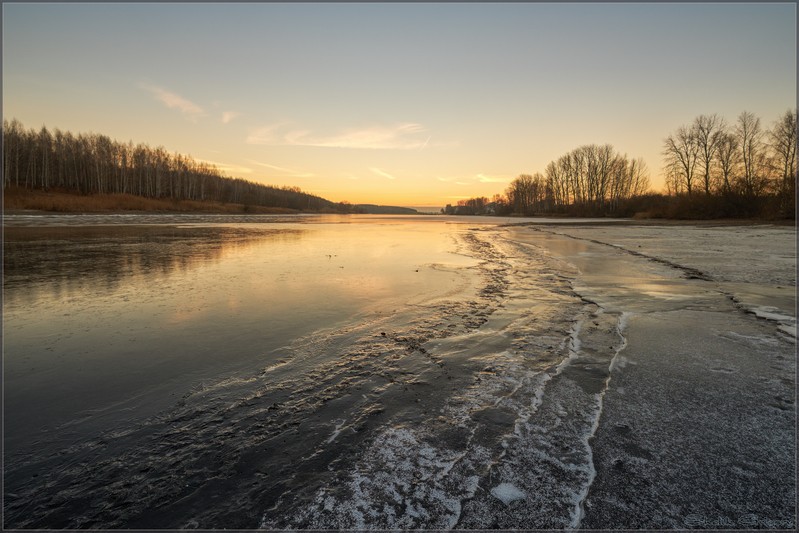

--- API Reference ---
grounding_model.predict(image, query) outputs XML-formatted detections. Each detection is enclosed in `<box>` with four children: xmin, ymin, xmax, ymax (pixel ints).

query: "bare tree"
<box><xmin>537</xmin><ymin>145</ymin><xmax>649</xmax><ymax>214</ymax></box>
<box><xmin>3</xmin><ymin>119</ymin><xmax>24</xmax><ymax>187</ymax></box>
<box><xmin>735</xmin><ymin>111</ymin><xmax>768</xmax><ymax>198</ymax></box>
<box><xmin>628</xmin><ymin>157</ymin><xmax>651</xmax><ymax>197</ymax></box>
<box><xmin>768</xmin><ymin>109</ymin><xmax>797</xmax><ymax>215</ymax></box>
<box><xmin>692</xmin><ymin>114</ymin><xmax>725</xmax><ymax>194</ymax></box>
<box><xmin>37</xmin><ymin>126</ymin><xmax>52</xmax><ymax>190</ymax></box>
<box><xmin>663</xmin><ymin>125</ymin><xmax>699</xmax><ymax>195</ymax></box>
<box><xmin>506</xmin><ymin>173</ymin><xmax>550</xmax><ymax>215</ymax></box>
<box><xmin>715</xmin><ymin>132</ymin><xmax>740</xmax><ymax>195</ymax></box>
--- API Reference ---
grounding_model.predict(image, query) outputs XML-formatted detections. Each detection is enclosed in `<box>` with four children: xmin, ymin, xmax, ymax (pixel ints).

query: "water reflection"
<box><xmin>3</xmin><ymin>226</ymin><xmax>304</xmax><ymax>307</ymax></box>
<box><xmin>3</xmin><ymin>220</ymin><xmax>476</xmax><ymax>461</ymax></box>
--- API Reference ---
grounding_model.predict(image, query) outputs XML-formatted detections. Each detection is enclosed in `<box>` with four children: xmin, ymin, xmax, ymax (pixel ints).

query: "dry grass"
<box><xmin>3</xmin><ymin>187</ymin><xmax>300</xmax><ymax>214</ymax></box>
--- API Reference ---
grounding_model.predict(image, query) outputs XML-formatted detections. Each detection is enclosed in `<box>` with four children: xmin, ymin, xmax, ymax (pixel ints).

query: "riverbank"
<box><xmin>2</xmin><ymin>187</ymin><xmax>302</xmax><ymax>214</ymax></box>
<box><xmin>5</xmin><ymin>189</ymin><xmax>793</xmax><ymax>226</ymax></box>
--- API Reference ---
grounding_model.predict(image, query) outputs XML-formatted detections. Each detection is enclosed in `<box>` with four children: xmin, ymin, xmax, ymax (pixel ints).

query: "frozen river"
<box><xmin>3</xmin><ymin>214</ymin><xmax>795</xmax><ymax>529</ymax></box>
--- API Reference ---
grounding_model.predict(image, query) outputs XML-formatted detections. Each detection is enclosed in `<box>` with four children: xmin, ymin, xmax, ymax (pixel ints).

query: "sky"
<box><xmin>3</xmin><ymin>3</ymin><xmax>796</xmax><ymax>207</ymax></box>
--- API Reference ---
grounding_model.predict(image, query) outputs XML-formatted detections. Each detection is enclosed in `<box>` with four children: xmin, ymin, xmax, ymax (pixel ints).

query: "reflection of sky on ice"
<box><xmin>516</xmin><ymin>223</ymin><xmax>796</xmax><ymax>335</ymax></box>
<box><xmin>3</xmin><ymin>218</ymin><xmax>480</xmax><ymax>455</ymax></box>
<box><xmin>548</xmin><ymin>224</ymin><xmax>796</xmax><ymax>286</ymax></box>
<box><xmin>497</xmin><ymin>223</ymin><xmax>796</xmax><ymax>530</ymax></box>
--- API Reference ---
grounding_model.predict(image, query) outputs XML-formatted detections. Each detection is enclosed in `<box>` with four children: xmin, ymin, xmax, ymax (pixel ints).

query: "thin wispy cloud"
<box><xmin>438</xmin><ymin>175</ymin><xmax>481</xmax><ymax>185</ymax></box>
<box><xmin>196</xmin><ymin>158</ymin><xmax>253</xmax><ymax>176</ymax></box>
<box><xmin>476</xmin><ymin>173</ymin><xmax>511</xmax><ymax>184</ymax></box>
<box><xmin>247</xmin><ymin>122</ymin><xmax>431</xmax><ymax>150</ymax></box>
<box><xmin>221</xmin><ymin>111</ymin><xmax>241</xmax><ymax>124</ymax></box>
<box><xmin>246</xmin><ymin>122</ymin><xmax>291</xmax><ymax>145</ymax></box>
<box><xmin>370</xmin><ymin>167</ymin><xmax>397</xmax><ymax>180</ymax></box>
<box><xmin>247</xmin><ymin>159</ymin><xmax>315</xmax><ymax>178</ymax></box>
<box><xmin>140</xmin><ymin>83</ymin><xmax>204</xmax><ymax>119</ymax></box>
<box><xmin>248</xmin><ymin>160</ymin><xmax>295</xmax><ymax>173</ymax></box>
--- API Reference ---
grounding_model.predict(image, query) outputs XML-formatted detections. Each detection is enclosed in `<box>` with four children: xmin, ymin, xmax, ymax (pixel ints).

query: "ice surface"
<box><xmin>490</xmin><ymin>483</ymin><xmax>526</xmax><ymax>505</ymax></box>
<box><xmin>4</xmin><ymin>218</ymin><xmax>794</xmax><ymax>529</ymax></box>
<box><xmin>326</xmin><ymin>419</ymin><xmax>347</xmax><ymax>444</ymax></box>
<box><xmin>535</xmin><ymin>223</ymin><xmax>795</xmax><ymax>318</ymax></box>
<box><xmin>608</xmin><ymin>311</ymin><xmax>631</xmax><ymax>372</ymax></box>
<box><xmin>500</xmin><ymin>223</ymin><xmax>795</xmax><ymax>529</ymax></box>
<box><xmin>746</xmin><ymin>305</ymin><xmax>797</xmax><ymax>338</ymax></box>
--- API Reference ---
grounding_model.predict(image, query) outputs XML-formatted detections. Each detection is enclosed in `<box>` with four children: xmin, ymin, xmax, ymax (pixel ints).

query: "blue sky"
<box><xmin>3</xmin><ymin>3</ymin><xmax>796</xmax><ymax>205</ymax></box>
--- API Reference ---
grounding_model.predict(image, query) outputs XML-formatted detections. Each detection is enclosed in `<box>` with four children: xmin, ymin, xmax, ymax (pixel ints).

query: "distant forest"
<box><xmin>2</xmin><ymin>119</ymin><xmax>353</xmax><ymax>213</ymax></box>
<box><xmin>4</xmin><ymin>111</ymin><xmax>795</xmax><ymax>219</ymax></box>
<box><xmin>447</xmin><ymin>109</ymin><xmax>796</xmax><ymax>220</ymax></box>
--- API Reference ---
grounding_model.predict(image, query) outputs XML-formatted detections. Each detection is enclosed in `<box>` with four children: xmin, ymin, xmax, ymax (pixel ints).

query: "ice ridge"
<box><xmin>570</xmin><ymin>311</ymin><xmax>630</xmax><ymax>529</ymax></box>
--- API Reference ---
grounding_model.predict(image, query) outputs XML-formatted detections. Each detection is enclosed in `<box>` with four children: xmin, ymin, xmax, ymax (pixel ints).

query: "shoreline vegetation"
<box><xmin>445</xmin><ymin>110</ymin><xmax>795</xmax><ymax>221</ymax></box>
<box><xmin>3</xmin><ymin>188</ymin><xmax>793</xmax><ymax>227</ymax></box>
<box><xmin>3</xmin><ymin>113</ymin><xmax>796</xmax><ymax>221</ymax></box>
<box><xmin>3</xmin><ymin>187</ymin><xmax>301</xmax><ymax>215</ymax></box>
<box><xmin>1</xmin><ymin>187</ymin><xmax>420</xmax><ymax>216</ymax></box>
<box><xmin>2</xmin><ymin>118</ymin><xmax>361</xmax><ymax>215</ymax></box>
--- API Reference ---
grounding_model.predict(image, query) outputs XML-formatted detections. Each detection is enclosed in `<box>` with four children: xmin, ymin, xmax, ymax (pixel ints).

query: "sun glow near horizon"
<box><xmin>3</xmin><ymin>3</ymin><xmax>795</xmax><ymax>206</ymax></box>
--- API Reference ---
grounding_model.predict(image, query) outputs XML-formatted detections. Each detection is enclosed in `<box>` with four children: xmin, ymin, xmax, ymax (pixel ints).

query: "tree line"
<box><xmin>445</xmin><ymin>144</ymin><xmax>650</xmax><ymax>216</ymax></box>
<box><xmin>662</xmin><ymin>110</ymin><xmax>795</xmax><ymax>218</ymax></box>
<box><xmin>2</xmin><ymin>119</ymin><xmax>347</xmax><ymax>212</ymax></box>
<box><xmin>446</xmin><ymin>109</ymin><xmax>796</xmax><ymax>219</ymax></box>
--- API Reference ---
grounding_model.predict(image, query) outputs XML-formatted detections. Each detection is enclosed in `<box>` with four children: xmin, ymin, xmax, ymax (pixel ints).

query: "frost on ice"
<box><xmin>490</xmin><ymin>482</ymin><xmax>526</xmax><ymax>505</ymax></box>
